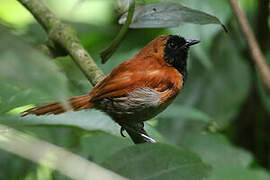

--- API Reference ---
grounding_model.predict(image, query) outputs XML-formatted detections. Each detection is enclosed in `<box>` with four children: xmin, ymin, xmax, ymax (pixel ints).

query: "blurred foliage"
<box><xmin>0</xmin><ymin>0</ymin><xmax>270</xmax><ymax>179</ymax></box>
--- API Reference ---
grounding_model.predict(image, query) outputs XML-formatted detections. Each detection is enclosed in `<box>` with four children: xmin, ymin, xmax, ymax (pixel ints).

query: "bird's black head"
<box><xmin>164</xmin><ymin>35</ymin><xmax>200</xmax><ymax>83</ymax></box>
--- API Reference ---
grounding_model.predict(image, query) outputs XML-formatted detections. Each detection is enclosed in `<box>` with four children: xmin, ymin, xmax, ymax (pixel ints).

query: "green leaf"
<box><xmin>157</xmin><ymin>105</ymin><xmax>214</xmax><ymax>144</ymax></box>
<box><xmin>180</xmin><ymin>133</ymin><xmax>270</xmax><ymax>180</ymax></box>
<box><xmin>178</xmin><ymin>0</ymin><xmax>231</xmax><ymax>23</ymax></box>
<box><xmin>119</xmin><ymin>2</ymin><xmax>226</xmax><ymax>30</ymax></box>
<box><xmin>158</xmin><ymin>105</ymin><xmax>212</xmax><ymax>123</ymax></box>
<box><xmin>102</xmin><ymin>143</ymin><xmax>211</xmax><ymax>180</ymax></box>
<box><xmin>0</xmin><ymin>81</ymin><xmax>38</xmax><ymax>114</ymax></box>
<box><xmin>182</xmin><ymin>133</ymin><xmax>253</xmax><ymax>169</ymax></box>
<box><xmin>210</xmin><ymin>168</ymin><xmax>270</xmax><ymax>180</ymax></box>
<box><xmin>79</xmin><ymin>133</ymin><xmax>132</xmax><ymax>164</ymax></box>
<box><xmin>0</xmin><ymin>110</ymin><xmax>163</xmax><ymax>141</ymax></box>
<box><xmin>0</xmin><ymin>30</ymin><xmax>70</xmax><ymax>113</ymax></box>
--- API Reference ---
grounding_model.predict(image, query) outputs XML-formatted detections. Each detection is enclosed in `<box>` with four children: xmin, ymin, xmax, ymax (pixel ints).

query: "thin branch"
<box><xmin>17</xmin><ymin>0</ymin><xmax>150</xmax><ymax>144</ymax></box>
<box><xmin>19</xmin><ymin>0</ymin><xmax>56</xmax><ymax>33</ymax></box>
<box><xmin>229</xmin><ymin>0</ymin><xmax>270</xmax><ymax>92</ymax></box>
<box><xmin>0</xmin><ymin>125</ymin><xmax>127</xmax><ymax>180</ymax></box>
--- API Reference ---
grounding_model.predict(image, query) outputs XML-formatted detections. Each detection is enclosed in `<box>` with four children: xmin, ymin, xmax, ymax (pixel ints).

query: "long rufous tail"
<box><xmin>21</xmin><ymin>94</ymin><xmax>93</xmax><ymax>116</ymax></box>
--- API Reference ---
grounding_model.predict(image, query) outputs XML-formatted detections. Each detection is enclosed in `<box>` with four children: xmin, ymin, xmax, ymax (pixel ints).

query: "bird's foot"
<box><xmin>119</xmin><ymin>122</ymin><xmax>156</xmax><ymax>143</ymax></box>
<box><xmin>120</xmin><ymin>126</ymin><xmax>126</xmax><ymax>137</ymax></box>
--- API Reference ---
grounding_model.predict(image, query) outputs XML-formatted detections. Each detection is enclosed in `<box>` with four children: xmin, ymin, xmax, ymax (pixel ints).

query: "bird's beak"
<box><xmin>185</xmin><ymin>39</ymin><xmax>200</xmax><ymax>47</ymax></box>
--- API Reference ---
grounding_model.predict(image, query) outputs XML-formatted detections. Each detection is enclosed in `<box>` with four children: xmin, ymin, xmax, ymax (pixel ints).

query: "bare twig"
<box><xmin>229</xmin><ymin>0</ymin><xmax>270</xmax><ymax>92</ymax></box>
<box><xmin>17</xmin><ymin>0</ymin><xmax>150</xmax><ymax>144</ymax></box>
<box><xmin>0</xmin><ymin>125</ymin><xmax>127</xmax><ymax>180</ymax></box>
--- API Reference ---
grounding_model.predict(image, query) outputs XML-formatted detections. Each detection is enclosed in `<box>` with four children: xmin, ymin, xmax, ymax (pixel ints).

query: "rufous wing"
<box><xmin>89</xmin><ymin>57</ymin><xmax>183</xmax><ymax>103</ymax></box>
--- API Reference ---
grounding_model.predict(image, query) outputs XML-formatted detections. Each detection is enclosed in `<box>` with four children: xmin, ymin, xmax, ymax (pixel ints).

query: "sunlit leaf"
<box><xmin>119</xmin><ymin>2</ymin><xmax>225</xmax><ymax>30</ymax></box>
<box><xmin>0</xmin><ymin>30</ymin><xmax>70</xmax><ymax>113</ymax></box>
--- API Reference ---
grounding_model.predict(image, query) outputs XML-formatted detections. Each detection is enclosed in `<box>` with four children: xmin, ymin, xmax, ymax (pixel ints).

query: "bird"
<box><xmin>21</xmin><ymin>35</ymin><xmax>199</xmax><ymax>142</ymax></box>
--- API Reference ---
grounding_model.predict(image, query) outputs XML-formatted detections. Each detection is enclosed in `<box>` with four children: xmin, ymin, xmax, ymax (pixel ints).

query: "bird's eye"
<box><xmin>169</xmin><ymin>41</ymin><xmax>177</xmax><ymax>49</ymax></box>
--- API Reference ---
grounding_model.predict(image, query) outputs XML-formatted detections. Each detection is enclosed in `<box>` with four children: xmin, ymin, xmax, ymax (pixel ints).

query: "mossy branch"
<box><xmin>19</xmin><ymin>0</ymin><xmax>104</xmax><ymax>85</ymax></box>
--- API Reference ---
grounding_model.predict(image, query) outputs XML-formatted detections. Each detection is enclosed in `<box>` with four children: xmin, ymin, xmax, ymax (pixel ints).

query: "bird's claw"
<box><xmin>120</xmin><ymin>126</ymin><xmax>126</xmax><ymax>137</ymax></box>
<box><xmin>141</xmin><ymin>133</ymin><xmax>156</xmax><ymax>143</ymax></box>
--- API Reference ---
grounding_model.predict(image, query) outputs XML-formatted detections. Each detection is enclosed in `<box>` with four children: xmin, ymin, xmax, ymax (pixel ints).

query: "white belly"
<box><xmin>95</xmin><ymin>88</ymin><xmax>171</xmax><ymax>123</ymax></box>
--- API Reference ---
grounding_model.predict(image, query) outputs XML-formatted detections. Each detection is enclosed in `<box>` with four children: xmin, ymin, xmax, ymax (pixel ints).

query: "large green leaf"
<box><xmin>0</xmin><ymin>30</ymin><xmax>70</xmax><ymax>113</ymax></box>
<box><xmin>157</xmin><ymin>104</ymin><xmax>214</xmax><ymax>144</ymax></box>
<box><xmin>102</xmin><ymin>143</ymin><xmax>211</xmax><ymax>180</ymax></box>
<box><xmin>79</xmin><ymin>133</ymin><xmax>132</xmax><ymax>164</ymax></box>
<box><xmin>182</xmin><ymin>133</ymin><xmax>252</xmax><ymax>169</ymax></box>
<box><xmin>119</xmin><ymin>2</ymin><xmax>225</xmax><ymax>30</ymax></box>
<box><xmin>0</xmin><ymin>81</ymin><xmax>39</xmax><ymax>113</ymax></box>
<box><xmin>0</xmin><ymin>110</ymin><xmax>163</xmax><ymax>141</ymax></box>
<box><xmin>178</xmin><ymin>0</ymin><xmax>231</xmax><ymax>23</ymax></box>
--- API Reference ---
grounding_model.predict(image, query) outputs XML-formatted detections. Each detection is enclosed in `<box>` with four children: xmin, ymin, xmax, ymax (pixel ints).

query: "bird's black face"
<box><xmin>164</xmin><ymin>35</ymin><xmax>200</xmax><ymax>82</ymax></box>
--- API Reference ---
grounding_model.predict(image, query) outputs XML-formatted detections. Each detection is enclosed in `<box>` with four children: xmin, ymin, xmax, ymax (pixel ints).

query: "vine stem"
<box><xmin>100</xmin><ymin>0</ymin><xmax>135</xmax><ymax>63</ymax></box>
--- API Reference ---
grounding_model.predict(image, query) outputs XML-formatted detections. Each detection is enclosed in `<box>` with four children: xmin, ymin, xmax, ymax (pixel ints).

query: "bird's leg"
<box><xmin>119</xmin><ymin>122</ymin><xmax>156</xmax><ymax>143</ymax></box>
<box><xmin>120</xmin><ymin>122</ymin><xmax>144</xmax><ymax>137</ymax></box>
